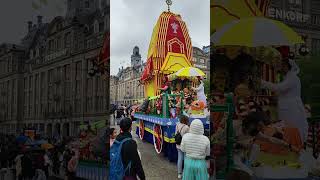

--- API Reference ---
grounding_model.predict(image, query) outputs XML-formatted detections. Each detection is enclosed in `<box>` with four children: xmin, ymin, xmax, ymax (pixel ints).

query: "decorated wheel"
<box><xmin>138</xmin><ymin>120</ymin><xmax>145</xmax><ymax>140</ymax></box>
<box><xmin>153</xmin><ymin>124</ymin><xmax>163</xmax><ymax>154</ymax></box>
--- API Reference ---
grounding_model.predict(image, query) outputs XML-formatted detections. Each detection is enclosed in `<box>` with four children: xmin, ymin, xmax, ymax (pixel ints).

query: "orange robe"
<box><xmin>255</xmin><ymin>127</ymin><xmax>303</xmax><ymax>155</ymax></box>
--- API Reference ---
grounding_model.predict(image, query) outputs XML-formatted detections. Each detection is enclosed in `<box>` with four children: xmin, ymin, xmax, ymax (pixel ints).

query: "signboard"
<box><xmin>24</xmin><ymin>129</ymin><xmax>36</xmax><ymax>140</ymax></box>
<box><xmin>45</xmin><ymin>49</ymin><xmax>67</xmax><ymax>61</ymax></box>
<box><xmin>268</xmin><ymin>7</ymin><xmax>310</xmax><ymax>23</ymax></box>
<box><xmin>288</xmin><ymin>0</ymin><xmax>301</xmax><ymax>5</ymax></box>
<box><xmin>194</xmin><ymin>64</ymin><xmax>207</xmax><ymax>69</ymax></box>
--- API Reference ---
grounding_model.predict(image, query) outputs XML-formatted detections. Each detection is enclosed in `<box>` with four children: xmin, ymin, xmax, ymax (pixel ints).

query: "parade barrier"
<box><xmin>76</xmin><ymin>161</ymin><xmax>107</xmax><ymax>180</ymax></box>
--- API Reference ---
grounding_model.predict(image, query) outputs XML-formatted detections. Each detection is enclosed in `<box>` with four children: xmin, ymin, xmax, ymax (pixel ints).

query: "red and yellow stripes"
<box><xmin>179</xmin><ymin>17</ymin><xmax>193</xmax><ymax>63</ymax></box>
<box><xmin>142</xmin><ymin>11</ymin><xmax>194</xmax><ymax>97</ymax></box>
<box><xmin>148</xmin><ymin>11</ymin><xmax>193</xmax><ymax>65</ymax></box>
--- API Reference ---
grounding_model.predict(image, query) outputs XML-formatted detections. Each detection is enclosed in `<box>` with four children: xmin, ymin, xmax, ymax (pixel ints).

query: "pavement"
<box><xmin>110</xmin><ymin>115</ymin><xmax>178</xmax><ymax>180</ymax></box>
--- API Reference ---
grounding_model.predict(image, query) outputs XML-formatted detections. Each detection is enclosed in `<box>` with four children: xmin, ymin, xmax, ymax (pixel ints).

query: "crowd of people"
<box><xmin>0</xmin><ymin>133</ymin><xmax>79</xmax><ymax>180</ymax></box>
<box><xmin>110</xmin><ymin>103</ymin><xmax>137</xmax><ymax>126</ymax></box>
<box><xmin>0</xmin><ymin>134</ymin><xmax>18</xmax><ymax>170</ymax></box>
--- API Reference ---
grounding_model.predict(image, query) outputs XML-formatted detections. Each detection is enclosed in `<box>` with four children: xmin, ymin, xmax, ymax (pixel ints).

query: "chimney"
<box><xmin>28</xmin><ymin>21</ymin><xmax>32</xmax><ymax>32</ymax></box>
<box><xmin>37</xmin><ymin>16</ymin><xmax>43</xmax><ymax>26</ymax></box>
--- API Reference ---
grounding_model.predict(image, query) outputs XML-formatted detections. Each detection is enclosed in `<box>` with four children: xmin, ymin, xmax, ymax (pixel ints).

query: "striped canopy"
<box><xmin>174</xmin><ymin>67</ymin><xmax>205</xmax><ymax>77</ymax></box>
<box><xmin>211</xmin><ymin>17</ymin><xmax>304</xmax><ymax>47</ymax></box>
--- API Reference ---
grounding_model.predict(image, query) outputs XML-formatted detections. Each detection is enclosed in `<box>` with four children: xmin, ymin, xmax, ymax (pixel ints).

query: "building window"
<box><xmin>36</xmin><ymin>48</ymin><xmax>39</xmax><ymax>57</ymax></box>
<box><xmin>94</xmin><ymin>21</ymin><xmax>99</xmax><ymax>33</ymax></box>
<box><xmin>35</xmin><ymin>74</ymin><xmax>39</xmax><ymax>116</ymax></box>
<box><xmin>200</xmin><ymin>59</ymin><xmax>205</xmax><ymax>64</ymax></box>
<box><xmin>40</xmin><ymin>72</ymin><xmax>45</xmax><ymax>115</ymax></box>
<box><xmin>57</xmin><ymin>36</ymin><xmax>62</xmax><ymax>50</ymax></box>
<box><xmin>29</xmin><ymin>76</ymin><xmax>33</xmax><ymax>117</ymax></box>
<box><xmin>49</xmin><ymin>40</ymin><xmax>54</xmax><ymax>53</ymax></box>
<box><xmin>192</xmin><ymin>57</ymin><xmax>197</xmax><ymax>63</ymax></box>
<box><xmin>99</xmin><ymin>22</ymin><xmax>104</xmax><ymax>32</ymax></box>
<box><xmin>8</xmin><ymin>57</ymin><xmax>12</xmax><ymax>73</ymax></box>
<box><xmin>312</xmin><ymin>38</ymin><xmax>320</xmax><ymax>55</ymax></box>
<box><xmin>65</xmin><ymin>32</ymin><xmax>71</xmax><ymax>48</ymax></box>
<box><xmin>75</xmin><ymin>62</ymin><xmax>81</xmax><ymax>113</ymax></box>
<box><xmin>104</xmin><ymin>17</ymin><xmax>108</xmax><ymax>31</ymax></box>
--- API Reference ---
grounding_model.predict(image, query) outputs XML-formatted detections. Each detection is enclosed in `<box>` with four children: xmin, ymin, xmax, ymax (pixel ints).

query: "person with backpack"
<box><xmin>181</xmin><ymin>119</ymin><xmax>210</xmax><ymax>180</ymax></box>
<box><xmin>175</xmin><ymin>115</ymin><xmax>190</xmax><ymax>179</ymax></box>
<box><xmin>110</xmin><ymin>118</ymin><xmax>145</xmax><ymax>180</ymax></box>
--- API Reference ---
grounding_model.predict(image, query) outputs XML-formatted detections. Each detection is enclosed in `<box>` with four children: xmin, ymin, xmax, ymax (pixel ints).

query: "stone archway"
<box><xmin>47</xmin><ymin>124</ymin><xmax>53</xmax><ymax>138</ymax></box>
<box><xmin>62</xmin><ymin>123</ymin><xmax>70</xmax><ymax>138</ymax></box>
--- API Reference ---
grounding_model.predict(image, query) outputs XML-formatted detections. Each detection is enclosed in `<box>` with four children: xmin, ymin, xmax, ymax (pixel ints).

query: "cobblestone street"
<box><xmin>110</xmin><ymin>116</ymin><xmax>178</xmax><ymax>180</ymax></box>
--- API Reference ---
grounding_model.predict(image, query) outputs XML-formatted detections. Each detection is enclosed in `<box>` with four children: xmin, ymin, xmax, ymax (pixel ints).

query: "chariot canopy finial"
<box><xmin>166</xmin><ymin>0</ymin><xmax>172</xmax><ymax>12</ymax></box>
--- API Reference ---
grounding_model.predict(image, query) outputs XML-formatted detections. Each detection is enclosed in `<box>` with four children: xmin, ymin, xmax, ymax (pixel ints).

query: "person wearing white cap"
<box><xmin>180</xmin><ymin>119</ymin><xmax>210</xmax><ymax>180</ymax></box>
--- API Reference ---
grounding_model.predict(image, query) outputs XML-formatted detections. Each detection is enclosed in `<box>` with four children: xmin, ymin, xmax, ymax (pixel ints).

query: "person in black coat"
<box><xmin>116</xmin><ymin>118</ymin><xmax>145</xmax><ymax>180</ymax></box>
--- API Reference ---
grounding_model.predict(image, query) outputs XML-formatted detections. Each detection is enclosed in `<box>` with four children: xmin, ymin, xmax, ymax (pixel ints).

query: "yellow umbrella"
<box><xmin>175</xmin><ymin>67</ymin><xmax>205</xmax><ymax>77</ymax></box>
<box><xmin>41</xmin><ymin>143</ymin><xmax>54</xmax><ymax>150</ymax></box>
<box><xmin>212</xmin><ymin>17</ymin><xmax>304</xmax><ymax>47</ymax></box>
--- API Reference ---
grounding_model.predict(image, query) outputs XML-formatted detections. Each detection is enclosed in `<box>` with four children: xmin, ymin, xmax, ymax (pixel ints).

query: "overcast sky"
<box><xmin>110</xmin><ymin>0</ymin><xmax>209</xmax><ymax>75</ymax></box>
<box><xmin>0</xmin><ymin>0</ymin><xmax>66</xmax><ymax>44</ymax></box>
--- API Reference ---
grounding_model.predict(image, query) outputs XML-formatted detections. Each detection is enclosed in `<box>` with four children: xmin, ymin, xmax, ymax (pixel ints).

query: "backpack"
<box><xmin>110</xmin><ymin>138</ymin><xmax>132</xmax><ymax>180</ymax></box>
<box><xmin>175</xmin><ymin>125</ymin><xmax>186</xmax><ymax>145</ymax></box>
